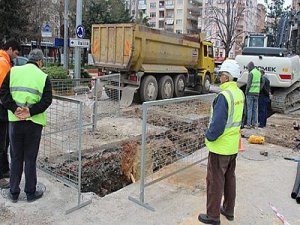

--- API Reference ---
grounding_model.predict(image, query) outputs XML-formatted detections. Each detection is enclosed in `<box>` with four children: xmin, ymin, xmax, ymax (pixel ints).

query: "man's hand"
<box><xmin>15</xmin><ymin>107</ymin><xmax>30</xmax><ymax>120</ymax></box>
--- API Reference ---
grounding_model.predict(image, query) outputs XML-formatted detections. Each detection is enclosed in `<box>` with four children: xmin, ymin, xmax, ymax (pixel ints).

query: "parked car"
<box><xmin>13</xmin><ymin>56</ymin><xmax>28</xmax><ymax>66</ymax></box>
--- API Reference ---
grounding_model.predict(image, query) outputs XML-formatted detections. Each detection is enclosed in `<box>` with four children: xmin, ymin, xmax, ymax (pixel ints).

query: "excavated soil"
<box><xmin>260</xmin><ymin>113</ymin><xmax>300</xmax><ymax>150</ymax></box>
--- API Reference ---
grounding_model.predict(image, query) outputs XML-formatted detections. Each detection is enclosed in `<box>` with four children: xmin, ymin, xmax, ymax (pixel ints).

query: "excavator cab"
<box><xmin>243</xmin><ymin>33</ymin><xmax>275</xmax><ymax>48</ymax></box>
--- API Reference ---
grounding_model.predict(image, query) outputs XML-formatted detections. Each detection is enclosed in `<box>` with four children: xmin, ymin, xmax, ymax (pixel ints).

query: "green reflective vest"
<box><xmin>205</xmin><ymin>81</ymin><xmax>245</xmax><ymax>155</ymax></box>
<box><xmin>8</xmin><ymin>64</ymin><xmax>47</xmax><ymax>126</ymax></box>
<box><xmin>249</xmin><ymin>68</ymin><xmax>261</xmax><ymax>94</ymax></box>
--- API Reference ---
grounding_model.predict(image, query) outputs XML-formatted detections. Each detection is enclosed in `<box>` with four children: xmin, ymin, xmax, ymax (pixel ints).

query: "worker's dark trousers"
<box><xmin>0</xmin><ymin>121</ymin><xmax>9</xmax><ymax>179</ymax></box>
<box><xmin>9</xmin><ymin>121</ymin><xmax>42</xmax><ymax>197</ymax></box>
<box><xmin>206</xmin><ymin>152</ymin><xmax>237</xmax><ymax>221</ymax></box>
<box><xmin>258</xmin><ymin>95</ymin><xmax>270</xmax><ymax>128</ymax></box>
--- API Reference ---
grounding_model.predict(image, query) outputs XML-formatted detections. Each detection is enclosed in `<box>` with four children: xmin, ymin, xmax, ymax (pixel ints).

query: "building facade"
<box><xmin>127</xmin><ymin>0</ymin><xmax>202</xmax><ymax>34</ymax></box>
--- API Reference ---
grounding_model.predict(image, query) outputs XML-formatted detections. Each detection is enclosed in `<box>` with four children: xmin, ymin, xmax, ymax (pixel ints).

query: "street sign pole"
<box><xmin>74</xmin><ymin>0</ymin><xmax>83</xmax><ymax>79</ymax></box>
<box><xmin>63</xmin><ymin>0</ymin><xmax>69</xmax><ymax>70</ymax></box>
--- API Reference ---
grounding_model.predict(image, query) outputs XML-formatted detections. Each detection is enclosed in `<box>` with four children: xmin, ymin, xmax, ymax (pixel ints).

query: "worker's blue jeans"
<box><xmin>9</xmin><ymin>121</ymin><xmax>43</xmax><ymax>197</ymax></box>
<box><xmin>246</xmin><ymin>95</ymin><xmax>259</xmax><ymax>127</ymax></box>
<box><xmin>258</xmin><ymin>95</ymin><xmax>270</xmax><ymax>128</ymax></box>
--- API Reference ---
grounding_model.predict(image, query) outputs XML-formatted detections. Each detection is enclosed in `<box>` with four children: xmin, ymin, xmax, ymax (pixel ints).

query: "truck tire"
<box><xmin>105</xmin><ymin>88</ymin><xmax>120</xmax><ymax>100</ymax></box>
<box><xmin>202</xmin><ymin>74</ymin><xmax>211</xmax><ymax>94</ymax></box>
<box><xmin>158</xmin><ymin>75</ymin><xmax>174</xmax><ymax>99</ymax></box>
<box><xmin>173</xmin><ymin>74</ymin><xmax>186</xmax><ymax>97</ymax></box>
<box><xmin>140</xmin><ymin>75</ymin><xmax>158</xmax><ymax>102</ymax></box>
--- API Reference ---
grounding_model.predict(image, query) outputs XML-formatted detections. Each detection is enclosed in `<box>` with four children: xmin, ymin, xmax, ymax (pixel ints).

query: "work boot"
<box><xmin>198</xmin><ymin>214</ymin><xmax>220</xmax><ymax>225</ymax></box>
<box><xmin>7</xmin><ymin>192</ymin><xmax>18</xmax><ymax>203</ymax></box>
<box><xmin>27</xmin><ymin>190</ymin><xmax>44</xmax><ymax>203</ymax></box>
<box><xmin>220</xmin><ymin>206</ymin><xmax>234</xmax><ymax>221</ymax></box>
<box><xmin>0</xmin><ymin>178</ymin><xmax>9</xmax><ymax>189</ymax></box>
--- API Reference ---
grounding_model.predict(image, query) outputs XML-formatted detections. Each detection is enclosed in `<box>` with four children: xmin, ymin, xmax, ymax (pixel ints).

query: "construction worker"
<box><xmin>258</xmin><ymin>69</ymin><xmax>271</xmax><ymax>128</ymax></box>
<box><xmin>0</xmin><ymin>39</ymin><xmax>21</xmax><ymax>189</ymax></box>
<box><xmin>0</xmin><ymin>49</ymin><xmax>52</xmax><ymax>203</ymax></box>
<box><xmin>198</xmin><ymin>59</ymin><xmax>245</xmax><ymax>225</ymax></box>
<box><xmin>245</xmin><ymin>61</ymin><xmax>261</xmax><ymax>128</ymax></box>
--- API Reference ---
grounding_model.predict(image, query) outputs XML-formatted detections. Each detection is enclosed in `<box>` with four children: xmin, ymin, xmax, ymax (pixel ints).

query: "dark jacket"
<box><xmin>260</xmin><ymin>76</ymin><xmax>271</xmax><ymax>98</ymax></box>
<box><xmin>0</xmin><ymin>62</ymin><xmax>52</xmax><ymax>118</ymax></box>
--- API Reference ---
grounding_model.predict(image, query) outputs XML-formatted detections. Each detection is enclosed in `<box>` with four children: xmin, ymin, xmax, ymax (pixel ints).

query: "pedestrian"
<box><xmin>198</xmin><ymin>59</ymin><xmax>245</xmax><ymax>225</ymax></box>
<box><xmin>258</xmin><ymin>69</ymin><xmax>271</xmax><ymax>128</ymax></box>
<box><xmin>245</xmin><ymin>61</ymin><xmax>261</xmax><ymax>128</ymax></box>
<box><xmin>0</xmin><ymin>39</ymin><xmax>21</xmax><ymax>189</ymax></box>
<box><xmin>0</xmin><ymin>49</ymin><xmax>52</xmax><ymax>203</ymax></box>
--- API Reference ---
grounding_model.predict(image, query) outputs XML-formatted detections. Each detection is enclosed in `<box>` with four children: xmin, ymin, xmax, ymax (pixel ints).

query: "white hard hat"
<box><xmin>219</xmin><ymin>59</ymin><xmax>241</xmax><ymax>80</ymax></box>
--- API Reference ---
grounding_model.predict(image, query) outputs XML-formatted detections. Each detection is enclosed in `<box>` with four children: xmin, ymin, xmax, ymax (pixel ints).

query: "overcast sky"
<box><xmin>258</xmin><ymin>0</ymin><xmax>292</xmax><ymax>8</ymax></box>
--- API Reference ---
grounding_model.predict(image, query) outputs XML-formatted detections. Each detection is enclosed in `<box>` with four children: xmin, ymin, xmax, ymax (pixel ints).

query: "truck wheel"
<box><xmin>173</xmin><ymin>74</ymin><xmax>186</xmax><ymax>97</ymax></box>
<box><xmin>202</xmin><ymin>74</ymin><xmax>211</xmax><ymax>94</ymax></box>
<box><xmin>158</xmin><ymin>75</ymin><xmax>174</xmax><ymax>99</ymax></box>
<box><xmin>140</xmin><ymin>75</ymin><xmax>158</xmax><ymax>102</ymax></box>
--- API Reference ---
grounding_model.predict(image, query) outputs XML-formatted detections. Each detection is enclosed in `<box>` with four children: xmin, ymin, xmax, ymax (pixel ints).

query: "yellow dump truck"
<box><xmin>91</xmin><ymin>24</ymin><xmax>215</xmax><ymax>106</ymax></box>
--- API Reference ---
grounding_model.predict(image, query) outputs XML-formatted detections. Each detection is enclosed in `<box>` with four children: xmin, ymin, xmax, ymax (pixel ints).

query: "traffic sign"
<box><xmin>76</xmin><ymin>25</ymin><xmax>85</xmax><ymax>39</ymax></box>
<box><xmin>69</xmin><ymin>38</ymin><xmax>90</xmax><ymax>48</ymax></box>
<box><xmin>42</xmin><ymin>23</ymin><xmax>52</xmax><ymax>38</ymax></box>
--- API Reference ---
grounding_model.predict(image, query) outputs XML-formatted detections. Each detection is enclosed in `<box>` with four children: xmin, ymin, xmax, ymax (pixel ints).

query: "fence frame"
<box><xmin>128</xmin><ymin>94</ymin><xmax>216</xmax><ymax>211</ymax></box>
<box><xmin>39</xmin><ymin>95</ymin><xmax>92</xmax><ymax>214</ymax></box>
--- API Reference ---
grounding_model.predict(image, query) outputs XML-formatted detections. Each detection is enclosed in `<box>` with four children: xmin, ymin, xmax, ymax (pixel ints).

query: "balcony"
<box><xmin>187</xmin><ymin>14</ymin><xmax>198</xmax><ymax>21</ymax></box>
<box><xmin>165</xmin><ymin>4</ymin><xmax>175</xmax><ymax>9</ymax></box>
<box><xmin>138</xmin><ymin>4</ymin><xmax>147</xmax><ymax>10</ymax></box>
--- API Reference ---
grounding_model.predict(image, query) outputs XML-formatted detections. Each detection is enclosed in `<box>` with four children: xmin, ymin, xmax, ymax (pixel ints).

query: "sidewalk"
<box><xmin>1</xmin><ymin>141</ymin><xmax>299</xmax><ymax>225</ymax></box>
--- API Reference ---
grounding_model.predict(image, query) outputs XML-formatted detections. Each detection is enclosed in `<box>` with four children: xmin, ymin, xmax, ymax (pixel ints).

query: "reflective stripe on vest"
<box><xmin>8</xmin><ymin>64</ymin><xmax>47</xmax><ymax>126</ymax></box>
<box><xmin>249</xmin><ymin>68</ymin><xmax>261</xmax><ymax>94</ymax></box>
<box><xmin>205</xmin><ymin>82</ymin><xmax>244</xmax><ymax>155</ymax></box>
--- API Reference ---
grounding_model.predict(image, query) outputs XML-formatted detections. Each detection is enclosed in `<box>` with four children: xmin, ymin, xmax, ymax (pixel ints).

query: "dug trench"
<box><xmin>38</xmin><ymin>104</ymin><xmax>210</xmax><ymax>197</ymax></box>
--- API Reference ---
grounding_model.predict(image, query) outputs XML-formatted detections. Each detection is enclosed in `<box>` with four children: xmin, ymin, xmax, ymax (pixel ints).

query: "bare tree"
<box><xmin>205</xmin><ymin>0</ymin><xmax>245</xmax><ymax>58</ymax></box>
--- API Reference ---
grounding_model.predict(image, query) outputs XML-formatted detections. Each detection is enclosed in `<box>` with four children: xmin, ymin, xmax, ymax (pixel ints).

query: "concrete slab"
<box><xmin>1</xmin><ymin>141</ymin><xmax>299</xmax><ymax>225</ymax></box>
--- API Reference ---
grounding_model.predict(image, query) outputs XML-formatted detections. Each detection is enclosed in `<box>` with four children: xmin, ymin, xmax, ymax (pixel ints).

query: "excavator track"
<box><xmin>271</xmin><ymin>80</ymin><xmax>300</xmax><ymax>114</ymax></box>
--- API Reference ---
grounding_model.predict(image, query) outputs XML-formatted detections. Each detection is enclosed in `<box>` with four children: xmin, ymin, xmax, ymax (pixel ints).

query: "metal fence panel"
<box><xmin>129</xmin><ymin>94</ymin><xmax>216</xmax><ymax>210</ymax></box>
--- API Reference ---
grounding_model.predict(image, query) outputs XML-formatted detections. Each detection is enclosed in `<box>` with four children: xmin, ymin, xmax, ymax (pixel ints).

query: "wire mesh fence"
<box><xmin>129</xmin><ymin>94</ymin><xmax>216</xmax><ymax>211</ymax></box>
<box><xmin>50</xmin><ymin>74</ymin><xmax>121</xmax><ymax>129</ymax></box>
<box><xmin>38</xmin><ymin>74</ymin><xmax>121</xmax><ymax>213</ymax></box>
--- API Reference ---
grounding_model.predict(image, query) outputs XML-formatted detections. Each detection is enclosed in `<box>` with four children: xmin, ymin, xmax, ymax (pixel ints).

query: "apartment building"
<box><xmin>126</xmin><ymin>0</ymin><xmax>202</xmax><ymax>34</ymax></box>
<box><xmin>256</xmin><ymin>3</ymin><xmax>267</xmax><ymax>33</ymax></box>
<box><xmin>200</xmin><ymin>0</ymin><xmax>260</xmax><ymax>58</ymax></box>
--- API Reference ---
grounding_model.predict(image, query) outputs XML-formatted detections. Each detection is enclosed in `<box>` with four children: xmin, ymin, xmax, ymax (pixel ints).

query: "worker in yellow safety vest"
<box><xmin>0</xmin><ymin>49</ymin><xmax>52</xmax><ymax>203</ymax></box>
<box><xmin>198</xmin><ymin>59</ymin><xmax>245</xmax><ymax>225</ymax></box>
<box><xmin>245</xmin><ymin>61</ymin><xmax>261</xmax><ymax>128</ymax></box>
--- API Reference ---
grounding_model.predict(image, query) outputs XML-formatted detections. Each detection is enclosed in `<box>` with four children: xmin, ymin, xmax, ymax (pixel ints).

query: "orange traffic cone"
<box><xmin>238</xmin><ymin>135</ymin><xmax>245</xmax><ymax>152</ymax></box>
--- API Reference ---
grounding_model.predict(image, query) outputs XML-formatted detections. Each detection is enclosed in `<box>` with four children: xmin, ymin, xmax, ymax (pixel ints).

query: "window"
<box><xmin>150</xmin><ymin>3</ymin><xmax>156</xmax><ymax>8</ymax></box>
<box><xmin>150</xmin><ymin>12</ymin><xmax>156</xmax><ymax>18</ymax></box>
<box><xmin>176</xmin><ymin>19</ymin><xmax>182</xmax><ymax>25</ymax></box>
<box><xmin>208</xmin><ymin>46</ymin><xmax>214</xmax><ymax>58</ymax></box>
<box><xmin>204</xmin><ymin>46</ymin><xmax>207</xmax><ymax>57</ymax></box>
<box><xmin>159</xmin><ymin>21</ymin><xmax>165</xmax><ymax>28</ymax></box>
<box><xmin>176</xmin><ymin>29</ymin><xmax>182</xmax><ymax>34</ymax></box>
<box><xmin>176</xmin><ymin>9</ymin><xmax>183</xmax><ymax>15</ymax></box>
<box><xmin>177</xmin><ymin>0</ymin><xmax>183</xmax><ymax>4</ymax></box>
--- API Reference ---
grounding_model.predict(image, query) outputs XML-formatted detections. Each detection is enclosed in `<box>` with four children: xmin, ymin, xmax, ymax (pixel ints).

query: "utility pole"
<box><xmin>63</xmin><ymin>0</ymin><xmax>69</xmax><ymax>70</ymax></box>
<box><xmin>74</xmin><ymin>0</ymin><xmax>83</xmax><ymax>79</ymax></box>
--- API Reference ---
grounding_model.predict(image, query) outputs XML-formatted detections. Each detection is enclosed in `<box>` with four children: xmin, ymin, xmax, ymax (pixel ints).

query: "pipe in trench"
<box><xmin>291</xmin><ymin>162</ymin><xmax>300</xmax><ymax>199</ymax></box>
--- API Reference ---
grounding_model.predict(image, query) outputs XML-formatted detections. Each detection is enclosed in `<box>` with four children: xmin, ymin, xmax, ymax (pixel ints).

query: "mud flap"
<box><xmin>120</xmin><ymin>86</ymin><xmax>138</xmax><ymax>107</ymax></box>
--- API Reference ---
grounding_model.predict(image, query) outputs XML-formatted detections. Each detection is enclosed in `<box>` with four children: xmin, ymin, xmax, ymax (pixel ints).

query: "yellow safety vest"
<box><xmin>205</xmin><ymin>81</ymin><xmax>245</xmax><ymax>155</ymax></box>
<box><xmin>249</xmin><ymin>68</ymin><xmax>261</xmax><ymax>94</ymax></box>
<box><xmin>8</xmin><ymin>64</ymin><xmax>47</xmax><ymax>126</ymax></box>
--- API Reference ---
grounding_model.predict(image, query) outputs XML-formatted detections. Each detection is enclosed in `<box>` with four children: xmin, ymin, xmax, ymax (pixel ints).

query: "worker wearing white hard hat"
<box><xmin>198</xmin><ymin>59</ymin><xmax>245</xmax><ymax>225</ymax></box>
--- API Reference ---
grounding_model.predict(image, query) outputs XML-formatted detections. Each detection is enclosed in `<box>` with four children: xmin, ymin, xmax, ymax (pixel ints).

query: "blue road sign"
<box><xmin>44</xmin><ymin>24</ymin><xmax>50</xmax><ymax>32</ymax></box>
<box><xmin>76</xmin><ymin>25</ymin><xmax>85</xmax><ymax>39</ymax></box>
<box><xmin>54</xmin><ymin>38</ymin><xmax>64</xmax><ymax>47</ymax></box>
